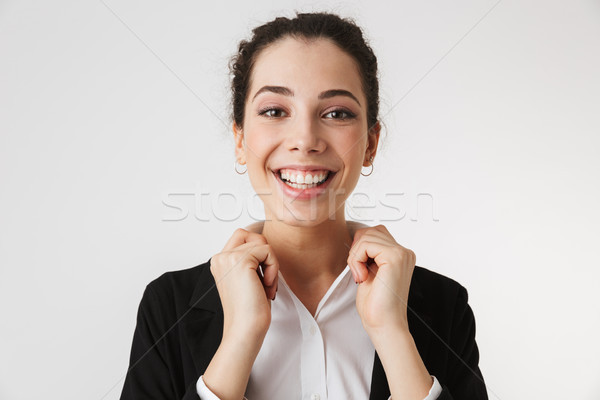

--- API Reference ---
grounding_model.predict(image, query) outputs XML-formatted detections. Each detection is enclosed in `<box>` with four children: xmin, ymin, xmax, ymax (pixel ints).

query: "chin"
<box><xmin>265</xmin><ymin>202</ymin><xmax>344</xmax><ymax>227</ymax></box>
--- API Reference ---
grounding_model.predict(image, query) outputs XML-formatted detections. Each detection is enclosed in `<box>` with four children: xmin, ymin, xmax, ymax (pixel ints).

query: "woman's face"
<box><xmin>235</xmin><ymin>36</ymin><xmax>379</xmax><ymax>226</ymax></box>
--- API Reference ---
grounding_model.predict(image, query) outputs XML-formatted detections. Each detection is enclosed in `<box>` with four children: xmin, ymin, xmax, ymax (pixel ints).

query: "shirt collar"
<box><xmin>188</xmin><ymin>258</ymin><xmax>426</xmax><ymax>313</ymax></box>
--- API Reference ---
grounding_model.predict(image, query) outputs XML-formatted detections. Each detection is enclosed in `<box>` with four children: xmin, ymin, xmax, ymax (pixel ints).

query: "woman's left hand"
<box><xmin>347</xmin><ymin>224</ymin><xmax>416</xmax><ymax>334</ymax></box>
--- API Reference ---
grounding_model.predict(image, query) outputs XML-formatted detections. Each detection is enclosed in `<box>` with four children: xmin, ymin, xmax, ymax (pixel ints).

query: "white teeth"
<box><xmin>290</xmin><ymin>182</ymin><xmax>311</xmax><ymax>189</ymax></box>
<box><xmin>279</xmin><ymin>170</ymin><xmax>330</xmax><ymax>188</ymax></box>
<box><xmin>287</xmin><ymin>182</ymin><xmax>318</xmax><ymax>189</ymax></box>
<box><xmin>283</xmin><ymin>172</ymin><xmax>328</xmax><ymax>184</ymax></box>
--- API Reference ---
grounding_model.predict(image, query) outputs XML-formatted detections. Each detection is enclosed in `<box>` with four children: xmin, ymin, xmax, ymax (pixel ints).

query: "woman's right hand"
<box><xmin>210</xmin><ymin>228</ymin><xmax>279</xmax><ymax>342</ymax></box>
<box><xmin>202</xmin><ymin>228</ymin><xmax>279</xmax><ymax>400</ymax></box>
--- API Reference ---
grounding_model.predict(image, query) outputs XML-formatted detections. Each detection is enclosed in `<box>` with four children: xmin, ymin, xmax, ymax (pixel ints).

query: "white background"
<box><xmin>1</xmin><ymin>0</ymin><xmax>599</xmax><ymax>399</ymax></box>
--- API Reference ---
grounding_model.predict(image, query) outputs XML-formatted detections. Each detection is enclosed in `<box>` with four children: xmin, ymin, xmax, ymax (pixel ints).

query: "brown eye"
<box><xmin>324</xmin><ymin>109</ymin><xmax>356</xmax><ymax>120</ymax></box>
<box><xmin>259</xmin><ymin>108</ymin><xmax>287</xmax><ymax>118</ymax></box>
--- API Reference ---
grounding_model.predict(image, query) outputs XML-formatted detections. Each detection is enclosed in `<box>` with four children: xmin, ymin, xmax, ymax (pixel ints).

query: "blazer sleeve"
<box><xmin>120</xmin><ymin>284</ymin><xmax>201</xmax><ymax>400</ymax></box>
<box><xmin>437</xmin><ymin>286</ymin><xmax>488</xmax><ymax>400</ymax></box>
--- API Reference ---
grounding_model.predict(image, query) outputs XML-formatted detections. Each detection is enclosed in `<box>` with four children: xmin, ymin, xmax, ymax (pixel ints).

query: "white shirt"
<box><xmin>197</xmin><ymin>265</ymin><xmax>442</xmax><ymax>399</ymax></box>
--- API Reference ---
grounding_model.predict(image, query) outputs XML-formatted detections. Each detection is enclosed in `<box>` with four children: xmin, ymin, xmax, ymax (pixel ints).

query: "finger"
<box><xmin>351</xmin><ymin>227</ymin><xmax>395</xmax><ymax>254</ymax></box>
<box><xmin>244</xmin><ymin>221</ymin><xmax>264</xmax><ymax>234</ymax></box>
<box><xmin>347</xmin><ymin>235</ymin><xmax>366</xmax><ymax>283</ymax></box>
<box><xmin>354</xmin><ymin>226</ymin><xmax>397</xmax><ymax>247</ymax></box>
<box><xmin>348</xmin><ymin>227</ymin><xmax>402</xmax><ymax>282</ymax></box>
<box><xmin>355</xmin><ymin>233</ymin><xmax>394</xmax><ymax>248</ymax></box>
<box><xmin>348</xmin><ymin>240</ymin><xmax>387</xmax><ymax>282</ymax></box>
<box><xmin>223</xmin><ymin>228</ymin><xmax>267</xmax><ymax>251</ymax></box>
<box><xmin>224</xmin><ymin>241</ymin><xmax>278</xmax><ymax>281</ymax></box>
<box><xmin>222</xmin><ymin>228</ymin><xmax>248</xmax><ymax>250</ymax></box>
<box><xmin>233</xmin><ymin>243</ymin><xmax>278</xmax><ymax>300</ymax></box>
<box><xmin>347</xmin><ymin>243</ymin><xmax>368</xmax><ymax>283</ymax></box>
<box><xmin>373</xmin><ymin>224</ymin><xmax>391</xmax><ymax>235</ymax></box>
<box><xmin>351</xmin><ymin>226</ymin><xmax>371</xmax><ymax>246</ymax></box>
<box><xmin>349</xmin><ymin>228</ymin><xmax>370</xmax><ymax>282</ymax></box>
<box><xmin>348</xmin><ymin>221</ymin><xmax>369</xmax><ymax>237</ymax></box>
<box><xmin>257</xmin><ymin>249</ymin><xmax>278</xmax><ymax>300</ymax></box>
<box><xmin>344</xmin><ymin>245</ymin><xmax>359</xmax><ymax>283</ymax></box>
<box><xmin>256</xmin><ymin>268</ymin><xmax>276</xmax><ymax>300</ymax></box>
<box><xmin>247</xmin><ymin>244</ymin><xmax>279</xmax><ymax>288</ymax></box>
<box><xmin>351</xmin><ymin>227</ymin><xmax>412</xmax><ymax>262</ymax></box>
<box><xmin>262</xmin><ymin>249</ymin><xmax>279</xmax><ymax>300</ymax></box>
<box><xmin>263</xmin><ymin>274</ymin><xmax>278</xmax><ymax>300</ymax></box>
<box><xmin>364</xmin><ymin>260</ymin><xmax>379</xmax><ymax>284</ymax></box>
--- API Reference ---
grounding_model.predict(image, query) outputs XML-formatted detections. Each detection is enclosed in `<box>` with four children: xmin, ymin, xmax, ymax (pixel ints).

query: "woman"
<box><xmin>121</xmin><ymin>12</ymin><xmax>487</xmax><ymax>400</ymax></box>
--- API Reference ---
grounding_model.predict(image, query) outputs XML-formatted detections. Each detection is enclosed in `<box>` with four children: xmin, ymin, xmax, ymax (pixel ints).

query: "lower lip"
<box><xmin>272</xmin><ymin>171</ymin><xmax>335</xmax><ymax>200</ymax></box>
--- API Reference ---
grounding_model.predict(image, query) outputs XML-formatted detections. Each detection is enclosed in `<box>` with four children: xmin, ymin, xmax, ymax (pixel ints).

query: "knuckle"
<box><xmin>229</xmin><ymin>252</ymin><xmax>242</xmax><ymax>265</ymax></box>
<box><xmin>393</xmin><ymin>246</ymin><xmax>412</xmax><ymax>263</ymax></box>
<box><xmin>375</xmin><ymin>224</ymin><xmax>388</xmax><ymax>233</ymax></box>
<box><xmin>209</xmin><ymin>257</ymin><xmax>220</xmax><ymax>276</ymax></box>
<box><xmin>392</xmin><ymin>246</ymin><xmax>405</xmax><ymax>257</ymax></box>
<box><xmin>399</xmin><ymin>248</ymin><xmax>416</xmax><ymax>264</ymax></box>
<box><xmin>256</xmin><ymin>234</ymin><xmax>268</xmax><ymax>244</ymax></box>
<box><xmin>211</xmin><ymin>253</ymin><xmax>222</xmax><ymax>266</ymax></box>
<box><xmin>249</xmin><ymin>243</ymin><xmax>263</xmax><ymax>253</ymax></box>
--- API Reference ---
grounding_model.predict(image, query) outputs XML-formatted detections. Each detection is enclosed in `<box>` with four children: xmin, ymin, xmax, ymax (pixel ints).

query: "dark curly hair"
<box><xmin>230</xmin><ymin>12</ymin><xmax>380</xmax><ymax>129</ymax></box>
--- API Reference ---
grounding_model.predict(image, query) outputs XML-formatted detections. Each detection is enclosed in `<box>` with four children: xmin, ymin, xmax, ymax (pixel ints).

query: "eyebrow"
<box><xmin>252</xmin><ymin>86</ymin><xmax>293</xmax><ymax>101</ymax></box>
<box><xmin>251</xmin><ymin>85</ymin><xmax>361</xmax><ymax>106</ymax></box>
<box><xmin>318</xmin><ymin>89</ymin><xmax>361</xmax><ymax>106</ymax></box>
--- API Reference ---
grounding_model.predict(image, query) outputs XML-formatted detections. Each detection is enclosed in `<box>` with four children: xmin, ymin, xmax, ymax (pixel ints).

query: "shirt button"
<box><xmin>309</xmin><ymin>326</ymin><xmax>317</xmax><ymax>335</ymax></box>
<box><xmin>310</xmin><ymin>394</ymin><xmax>320</xmax><ymax>400</ymax></box>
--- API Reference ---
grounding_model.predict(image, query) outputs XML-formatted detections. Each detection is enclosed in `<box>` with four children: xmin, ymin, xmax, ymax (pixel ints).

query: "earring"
<box><xmin>361</xmin><ymin>156</ymin><xmax>374</xmax><ymax>177</ymax></box>
<box><xmin>234</xmin><ymin>160</ymin><xmax>247</xmax><ymax>175</ymax></box>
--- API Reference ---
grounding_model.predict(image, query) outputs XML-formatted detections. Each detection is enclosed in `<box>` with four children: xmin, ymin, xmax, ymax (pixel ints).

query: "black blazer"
<box><xmin>120</xmin><ymin>259</ymin><xmax>488</xmax><ymax>399</ymax></box>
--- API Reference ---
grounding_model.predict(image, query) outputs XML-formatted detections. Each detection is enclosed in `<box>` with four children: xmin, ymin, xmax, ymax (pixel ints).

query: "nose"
<box><xmin>285</xmin><ymin>114</ymin><xmax>326</xmax><ymax>154</ymax></box>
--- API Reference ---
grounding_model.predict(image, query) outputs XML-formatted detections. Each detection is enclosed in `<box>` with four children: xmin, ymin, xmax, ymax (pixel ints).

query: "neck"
<box><xmin>246</xmin><ymin>216</ymin><xmax>367</xmax><ymax>285</ymax></box>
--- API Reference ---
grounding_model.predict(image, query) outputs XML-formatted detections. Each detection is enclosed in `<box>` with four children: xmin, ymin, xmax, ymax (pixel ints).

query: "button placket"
<box><xmin>277</xmin><ymin>269</ymin><xmax>355</xmax><ymax>400</ymax></box>
<box><xmin>288</xmin><ymin>302</ymin><xmax>326</xmax><ymax>400</ymax></box>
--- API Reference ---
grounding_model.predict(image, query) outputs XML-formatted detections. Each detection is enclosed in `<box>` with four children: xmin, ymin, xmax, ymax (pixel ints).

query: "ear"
<box><xmin>363</xmin><ymin>121</ymin><xmax>381</xmax><ymax>166</ymax></box>
<box><xmin>233</xmin><ymin>122</ymin><xmax>246</xmax><ymax>165</ymax></box>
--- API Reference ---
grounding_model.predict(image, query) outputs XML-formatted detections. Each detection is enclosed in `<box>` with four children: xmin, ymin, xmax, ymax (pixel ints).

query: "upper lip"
<box><xmin>273</xmin><ymin>164</ymin><xmax>336</xmax><ymax>172</ymax></box>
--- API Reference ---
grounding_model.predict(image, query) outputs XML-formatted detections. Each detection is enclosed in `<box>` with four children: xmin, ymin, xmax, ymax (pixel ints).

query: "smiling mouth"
<box><xmin>275</xmin><ymin>168</ymin><xmax>334</xmax><ymax>189</ymax></box>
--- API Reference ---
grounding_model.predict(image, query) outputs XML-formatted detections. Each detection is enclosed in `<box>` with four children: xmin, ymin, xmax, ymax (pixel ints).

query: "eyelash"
<box><xmin>257</xmin><ymin>107</ymin><xmax>286</xmax><ymax>118</ymax></box>
<box><xmin>323</xmin><ymin>109</ymin><xmax>356</xmax><ymax>120</ymax></box>
<box><xmin>257</xmin><ymin>107</ymin><xmax>356</xmax><ymax>120</ymax></box>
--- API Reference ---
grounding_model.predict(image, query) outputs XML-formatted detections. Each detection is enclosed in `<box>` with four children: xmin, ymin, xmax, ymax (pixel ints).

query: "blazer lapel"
<box><xmin>181</xmin><ymin>262</ymin><xmax>435</xmax><ymax>398</ymax></box>
<box><xmin>369</xmin><ymin>268</ymin><xmax>434</xmax><ymax>399</ymax></box>
<box><xmin>181</xmin><ymin>259</ymin><xmax>224</xmax><ymax>375</ymax></box>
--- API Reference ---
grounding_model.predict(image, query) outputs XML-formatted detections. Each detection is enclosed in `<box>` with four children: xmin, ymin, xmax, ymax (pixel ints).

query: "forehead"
<box><xmin>248</xmin><ymin>36</ymin><xmax>365</xmax><ymax>101</ymax></box>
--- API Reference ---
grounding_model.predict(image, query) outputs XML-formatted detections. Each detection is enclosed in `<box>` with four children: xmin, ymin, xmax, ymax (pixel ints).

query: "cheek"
<box><xmin>339</xmin><ymin>132</ymin><xmax>368</xmax><ymax>165</ymax></box>
<box><xmin>244</xmin><ymin>132</ymin><xmax>278</xmax><ymax>165</ymax></box>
